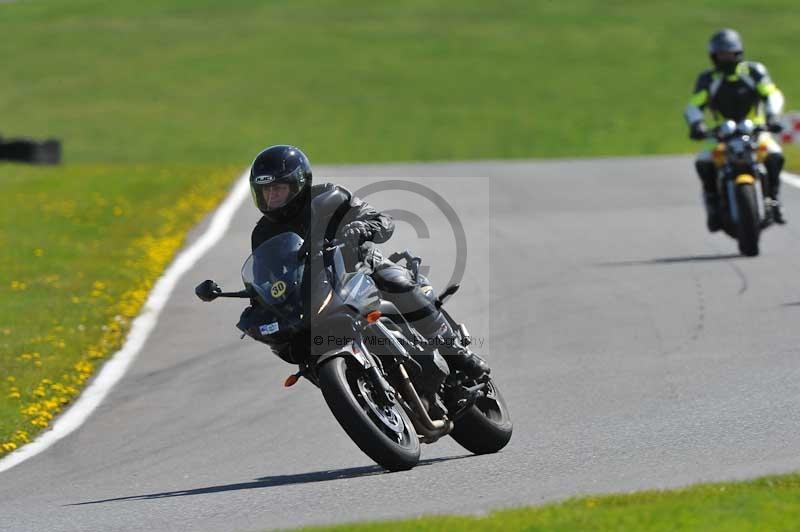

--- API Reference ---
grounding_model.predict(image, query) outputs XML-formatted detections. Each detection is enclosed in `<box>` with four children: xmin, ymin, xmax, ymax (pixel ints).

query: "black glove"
<box><xmin>766</xmin><ymin>117</ymin><xmax>784</xmax><ymax>134</ymax></box>
<box><xmin>195</xmin><ymin>279</ymin><xmax>221</xmax><ymax>302</ymax></box>
<box><xmin>342</xmin><ymin>221</ymin><xmax>371</xmax><ymax>246</ymax></box>
<box><xmin>361</xmin><ymin>242</ymin><xmax>384</xmax><ymax>270</ymax></box>
<box><xmin>689</xmin><ymin>122</ymin><xmax>708</xmax><ymax>141</ymax></box>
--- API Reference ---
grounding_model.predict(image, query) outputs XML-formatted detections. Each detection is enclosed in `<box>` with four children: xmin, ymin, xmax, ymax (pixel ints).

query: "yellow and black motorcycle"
<box><xmin>708</xmin><ymin>119</ymin><xmax>775</xmax><ymax>256</ymax></box>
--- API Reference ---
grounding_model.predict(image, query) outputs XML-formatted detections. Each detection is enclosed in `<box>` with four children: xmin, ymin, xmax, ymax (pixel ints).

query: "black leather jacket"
<box><xmin>251</xmin><ymin>183</ymin><xmax>394</xmax><ymax>254</ymax></box>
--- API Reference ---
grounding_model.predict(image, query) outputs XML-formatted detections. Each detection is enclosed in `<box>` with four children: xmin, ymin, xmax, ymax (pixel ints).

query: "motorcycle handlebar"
<box><xmin>710</xmin><ymin>125</ymin><xmax>766</xmax><ymax>141</ymax></box>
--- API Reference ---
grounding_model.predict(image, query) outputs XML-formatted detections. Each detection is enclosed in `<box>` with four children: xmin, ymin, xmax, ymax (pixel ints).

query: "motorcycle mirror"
<box><xmin>195</xmin><ymin>279</ymin><xmax>221</xmax><ymax>302</ymax></box>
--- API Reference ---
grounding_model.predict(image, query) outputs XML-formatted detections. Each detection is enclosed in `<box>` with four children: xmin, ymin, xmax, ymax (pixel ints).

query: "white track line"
<box><xmin>781</xmin><ymin>171</ymin><xmax>800</xmax><ymax>190</ymax></box>
<box><xmin>0</xmin><ymin>170</ymin><xmax>251</xmax><ymax>474</ymax></box>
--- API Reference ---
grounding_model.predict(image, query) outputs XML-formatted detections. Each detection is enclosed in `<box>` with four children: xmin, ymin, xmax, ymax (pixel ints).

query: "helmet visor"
<box><xmin>259</xmin><ymin>182</ymin><xmax>300</xmax><ymax>212</ymax></box>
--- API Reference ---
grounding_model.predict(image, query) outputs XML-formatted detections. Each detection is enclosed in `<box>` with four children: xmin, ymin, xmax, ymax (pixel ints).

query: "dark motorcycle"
<box><xmin>708</xmin><ymin>119</ymin><xmax>775</xmax><ymax>256</ymax></box>
<box><xmin>195</xmin><ymin>232</ymin><xmax>512</xmax><ymax>471</ymax></box>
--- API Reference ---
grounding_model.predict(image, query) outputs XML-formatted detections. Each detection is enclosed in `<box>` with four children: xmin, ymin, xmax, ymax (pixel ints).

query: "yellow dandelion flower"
<box><xmin>1</xmin><ymin>442</ymin><xmax>17</xmax><ymax>452</ymax></box>
<box><xmin>6</xmin><ymin>376</ymin><xmax>15</xmax><ymax>383</ymax></box>
<box><xmin>21</xmin><ymin>404</ymin><xmax>41</xmax><ymax>415</ymax></box>
<box><xmin>8</xmin><ymin>391</ymin><xmax>21</xmax><ymax>399</ymax></box>
<box><xmin>34</xmin><ymin>248</ymin><xmax>45</xmax><ymax>257</ymax></box>
<box><xmin>44</xmin><ymin>398</ymin><xmax>60</xmax><ymax>410</ymax></box>
<box><xmin>74</xmin><ymin>360</ymin><xmax>93</xmax><ymax>373</ymax></box>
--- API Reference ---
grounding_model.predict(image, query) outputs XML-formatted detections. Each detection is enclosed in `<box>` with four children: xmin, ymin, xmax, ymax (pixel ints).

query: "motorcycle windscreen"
<box><xmin>241</xmin><ymin>232</ymin><xmax>306</xmax><ymax>330</ymax></box>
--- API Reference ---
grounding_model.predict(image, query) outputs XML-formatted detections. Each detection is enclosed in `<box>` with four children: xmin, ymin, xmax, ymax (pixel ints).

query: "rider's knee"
<box><xmin>372</xmin><ymin>263</ymin><xmax>416</xmax><ymax>294</ymax></box>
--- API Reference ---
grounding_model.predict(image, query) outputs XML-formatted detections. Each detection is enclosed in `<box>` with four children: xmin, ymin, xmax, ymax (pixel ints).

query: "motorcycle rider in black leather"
<box><xmin>684</xmin><ymin>29</ymin><xmax>787</xmax><ymax>230</ymax></box>
<box><xmin>238</xmin><ymin>144</ymin><xmax>490</xmax><ymax>378</ymax></box>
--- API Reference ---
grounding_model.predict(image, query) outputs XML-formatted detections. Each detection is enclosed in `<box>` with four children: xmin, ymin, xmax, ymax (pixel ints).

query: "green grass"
<box><xmin>294</xmin><ymin>473</ymin><xmax>800</xmax><ymax>531</ymax></box>
<box><xmin>0</xmin><ymin>163</ymin><xmax>237</xmax><ymax>449</ymax></box>
<box><xmin>785</xmin><ymin>145</ymin><xmax>800</xmax><ymax>173</ymax></box>
<box><xmin>1</xmin><ymin>0</ymin><xmax>799</xmax><ymax>165</ymax></box>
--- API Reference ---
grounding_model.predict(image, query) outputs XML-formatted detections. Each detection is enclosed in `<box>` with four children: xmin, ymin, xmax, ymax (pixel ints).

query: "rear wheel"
<box><xmin>449</xmin><ymin>379</ymin><xmax>513</xmax><ymax>454</ymax></box>
<box><xmin>318</xmin><ymin>356</ymin><xmax>420</xmax><ymax>471</ymax></box>
<box><xmin>736</xmin><ymin>182</ymin><xmax>760</xmax><ymax>257</ymax></box>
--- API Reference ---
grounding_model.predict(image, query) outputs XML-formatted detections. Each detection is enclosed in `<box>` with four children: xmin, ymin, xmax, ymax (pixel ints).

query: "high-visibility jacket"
<box><xmin>684</xmin><ymin>61</ymin><xmax>784</xmax><ymax>127</ymax></box>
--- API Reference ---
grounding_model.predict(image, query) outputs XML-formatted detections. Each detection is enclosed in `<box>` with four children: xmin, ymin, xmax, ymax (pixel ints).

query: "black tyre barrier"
<box><xmin>0</xmin><ymin>137</ymin><xmax>61</xmax><ymax>164</ymax></box>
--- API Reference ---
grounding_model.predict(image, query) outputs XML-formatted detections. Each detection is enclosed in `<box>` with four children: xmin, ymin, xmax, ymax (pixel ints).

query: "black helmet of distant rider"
<box><xmin>708</xmin><ymin>28</ymin><xmax>744</xmax><ymax>75</ymax></box>
<box><xmin>249</xmin><ymin>145</ymin><xmax>312</xmax><ymax>222</ymax></box>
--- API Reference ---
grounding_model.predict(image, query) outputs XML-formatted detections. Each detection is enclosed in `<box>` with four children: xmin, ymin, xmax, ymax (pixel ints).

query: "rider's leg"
<box><xmin>371</xmin><ymin>263</ymin><xmax>489</xmax><ymax>378</ymax></box>
<box><xmin>761</xmin><ymin>133</ymin><xmax>786</xmax><ymax>224</ymax></box>
<box><xmin>695</xmin><ymin>150</ymin><xmax>721</xmax><ymax>232</ymax></box>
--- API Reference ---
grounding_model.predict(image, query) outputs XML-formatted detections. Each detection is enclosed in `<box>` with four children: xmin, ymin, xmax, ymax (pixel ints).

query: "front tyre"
<box><xmin>449</xmin><ymin>379</ymin><xmax>513</xmax><ymax>454</ymax></box>
<box><xmin>736</xmin><ymin>182</ymin><xmax>760</xmax><ymax>257</ymax></box>
<box><xmin>318</xmin><ymin>356</ymin><xmax>420</xmax><ymax>471</ymax></box>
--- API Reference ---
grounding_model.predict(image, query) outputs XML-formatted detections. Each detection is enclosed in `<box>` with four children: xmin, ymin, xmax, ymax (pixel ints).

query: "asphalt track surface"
<box><xmin>2</xmin><ymin>156</ymin><xmax>800</xmax><ymax>532</ymax></box>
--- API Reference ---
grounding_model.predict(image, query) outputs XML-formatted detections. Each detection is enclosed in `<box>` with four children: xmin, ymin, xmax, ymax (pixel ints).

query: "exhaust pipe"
<box><xmin>395</xmin><ymin>364</ymin><xmax>453</xmax><ymax>443</ymax></box>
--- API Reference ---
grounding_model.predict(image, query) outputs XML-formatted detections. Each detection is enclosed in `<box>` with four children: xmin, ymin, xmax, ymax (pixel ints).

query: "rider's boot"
<box><xmin>765</xmin><ymin>153</ymin><xmax>786</xmax><ymax>224</ymax></box>
<box><xmin>441</xmin><ymin>340</ymin><xmax>490</xmax><ymax>380</ymax></box>
<box><xmin>696</xmin><ymin>160</ymin><xmax>721</xmax><ymax>232</ymax></box>
<box><xmin>416</xmin><ymin>313</ymin><xmax>490</xmax><ymax>379</ymax></box>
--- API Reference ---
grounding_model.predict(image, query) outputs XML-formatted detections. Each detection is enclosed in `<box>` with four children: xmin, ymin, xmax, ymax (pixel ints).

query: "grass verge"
<box><xmin>0</xmin><ymin>163</ymin><xmax>238</xmax><ymax>453</ymax></box>
<box><xmin>294</xmin><ymin>472</ymin><xmax>800</xmax><ymax>531</ymax></box>
<box><xmin>784</xmin><ymin>145</ymin><xmax>800</xmax><ymax>174</ymax></box>
<box><xmin>1</xmin><ymin>0</ymin><xmax>799</xmax><ymax>164</ymax></box>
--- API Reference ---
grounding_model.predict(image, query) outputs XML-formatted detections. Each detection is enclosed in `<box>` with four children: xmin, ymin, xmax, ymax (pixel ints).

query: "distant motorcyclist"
<box><xmin>238</xmin><ymin>144</ymin><xmax>489</xmax><ymax>378</ymax></box>
<box><xmin>684</xmin><ymin>29</ymin><xmax>786</xmax><ymax>230</ymax></box>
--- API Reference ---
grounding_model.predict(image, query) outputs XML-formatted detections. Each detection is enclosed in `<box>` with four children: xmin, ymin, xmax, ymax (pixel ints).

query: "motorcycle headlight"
<box><xmin>719</xmin><ymin>120</ymin><xmax>737</xmax><ymax>138</ymax></box>
<box><xmin>738</xmin><ymin>119</ymin><xmax>755</xmax><ymax>136</ymax></box>
<box><xmin>727</xmin><ymin>139</ymin><xmax>753</xmax><ymax>164</ymax></box>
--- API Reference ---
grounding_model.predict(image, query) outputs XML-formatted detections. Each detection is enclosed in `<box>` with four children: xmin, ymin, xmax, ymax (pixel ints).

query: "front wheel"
<box><xmin>736</xmin><ymin>182</ymin><xmax>760</xmax><ymax>257</ymax></box>
<box><xmin>318</xmin><ymin>356</ymin><xmax>420</xmax><ymax>471</ymax></box>
<box><xmin>449</xmin><ymin>379</ymin><xmax>513</xmax><ymax>454</ymax></box>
